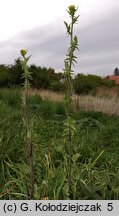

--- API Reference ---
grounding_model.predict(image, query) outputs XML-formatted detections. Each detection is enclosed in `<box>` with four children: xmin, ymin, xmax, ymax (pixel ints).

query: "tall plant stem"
<box><xmin>67</xmin><ymin>14</ymin><xmax>74</xmax><ymax>191</ymax></box>
<box><xmin>24</xmin><ymin>86</ymin><xmax>34</xmax><ymax>199</ymax></box>
<box><xmin>20</xmin><ymin>49</ymin><xmax>34</xmax><ymax>199</ymax></box>
<box><xmin>64</xmin><ymin>5</ymin><xmax>79</xmax><ymax>196</ymax></box>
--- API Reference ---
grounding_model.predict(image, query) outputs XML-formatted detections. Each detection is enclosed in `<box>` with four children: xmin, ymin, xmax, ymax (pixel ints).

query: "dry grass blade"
<box><xmin>78</xmin><ymin>95</ymin><xmax>119</xmax><ymax>115</ymax></box>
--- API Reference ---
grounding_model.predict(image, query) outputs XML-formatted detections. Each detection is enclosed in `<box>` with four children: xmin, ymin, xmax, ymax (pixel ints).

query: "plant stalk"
<box><xmin>20</xmin><ymin>50</ymin><xmax>34</xmax><ymax>199</ymax></box>
<box><xmin>67</xmin><ymin>14</ymin><xmax>74</xmax><ymax>192</ymax></box>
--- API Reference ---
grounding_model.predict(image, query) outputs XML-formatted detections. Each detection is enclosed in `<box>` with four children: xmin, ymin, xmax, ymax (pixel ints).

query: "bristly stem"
<box><xmin>20</xmin><ymin>49</ymin><xmax>34</xmax><ymax>199</ymax></box>
<box><xmin>63</xmin><ymin>5</ymin><xmax>79</xmax><ymax>195</ymax></box>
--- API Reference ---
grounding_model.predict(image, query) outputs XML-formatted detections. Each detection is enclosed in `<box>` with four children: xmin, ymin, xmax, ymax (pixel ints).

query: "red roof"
<box><xmin>106</xmin><ymin>76</ymin><xmax>119</xmax><ymax>85</ymax></box>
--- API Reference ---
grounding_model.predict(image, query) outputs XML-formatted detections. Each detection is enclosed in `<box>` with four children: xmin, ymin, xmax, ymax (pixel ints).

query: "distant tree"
<box><xmin>9</xmin><ymin>58</ymin><xmax>23</xmax><ymax>85</ymax></box>
<box><xmin>29</xmin><ymin>65</ymin><xmax>50</xmax><ymax>89</ymax></box>
<box><xmin>0</xmin><ymin>64</ymin><xmax>10</xmax><ymax>87</ymax></box>
<box><xmin>74</xmin><ymin>73</ymin><xmax>115</xmax><ymax>95</ymax></box>
<box><xmin>113</xmin><ymin>67</ymin><xmax>119</xmax><ymax>76</ymax></box>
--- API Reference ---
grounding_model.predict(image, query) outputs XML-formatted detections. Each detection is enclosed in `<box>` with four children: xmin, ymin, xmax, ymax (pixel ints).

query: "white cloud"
<box><xmin>1</xmin><ymin>0</ymin><xmax>118</xmax><ymax>40</ymax></box>
<box><xmin>0</xmin><ymin>0</ymin><xmax>119</xmax><ymax>76</ymax></box>
<box><xmin>0</xmin><ymin>0</ymin><xmax>79</xmax><ymax>40</ymax></box>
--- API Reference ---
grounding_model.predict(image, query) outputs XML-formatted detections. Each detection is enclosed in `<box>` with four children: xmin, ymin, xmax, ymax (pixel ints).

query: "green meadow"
<box><xmin>0</xmin><ymin>88</ymin><xmax>119</xmax><ymax>199</ymax></box>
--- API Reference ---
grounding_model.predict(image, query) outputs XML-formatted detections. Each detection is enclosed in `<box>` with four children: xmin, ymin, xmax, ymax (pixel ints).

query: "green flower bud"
<box><xmin>68</xmin><ymin>5</ymin><xmax>76</xmax><ymax>16</ymax></box>
<box><xmin>20</xmin><ymin>49</ymin><xmax>27</xmax><ymax>57</ymax></box>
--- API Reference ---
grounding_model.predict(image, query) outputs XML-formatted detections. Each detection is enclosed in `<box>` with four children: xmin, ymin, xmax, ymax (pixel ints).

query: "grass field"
<box><xmin>0</xmin><ymin>88</ymin><xmax>119</xmax><ymax>199</ymax></box>
<box><xmin>30</xmin><ymin>88</ymin><xmax>119</xmax><ymax>115</ymax></box>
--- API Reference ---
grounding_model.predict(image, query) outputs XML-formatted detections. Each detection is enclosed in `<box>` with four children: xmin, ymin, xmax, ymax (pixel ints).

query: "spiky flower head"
<box><xmin>68</xmin><ymin>5</ymin><xmax>77</xmax><ymax>16</ymax></box>
<box><xmin>20</xmin><ymin>49</ymin><xmax>27</xmax><ymax>57</ymax></box>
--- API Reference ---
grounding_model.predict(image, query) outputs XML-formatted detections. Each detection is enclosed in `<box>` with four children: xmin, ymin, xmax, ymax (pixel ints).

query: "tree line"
<box><xmin>0</xmin><ymin>58</ymin><xmax>116</xmax><ymax>94</ymax></box>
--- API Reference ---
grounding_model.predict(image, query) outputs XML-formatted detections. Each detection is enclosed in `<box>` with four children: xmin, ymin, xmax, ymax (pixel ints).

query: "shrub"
<box><xmin>74</xmin><ymin>74</ymin><xmax>116</xmax><ymax>95</ymax></box>
<box><xmin>49</xmin><ymin>80</ymin><xmax>65</xmax><ymax>92</ymax></box>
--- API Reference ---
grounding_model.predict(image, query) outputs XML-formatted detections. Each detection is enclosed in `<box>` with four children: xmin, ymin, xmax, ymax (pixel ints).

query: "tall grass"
<box><xmin>28</xmin><ymin>89</ymin><xmax>119</xmax><ymax>116</ymax></box>
<box><xmin>29</xmin><ymin>89</ymin><xmax>63</xmax><ymax>102</ymax></box>
<box><xmin>78</xmin><ymin>95</ymin><xmax>119</xmax><ymax>115</ymax></box>
<box><xmin>1</xmin><ymin>88</ymin><xmax>119</xmax><ymax>199</ymax></box>
<box><xmin>96</xmin><ymin>86</ymin><xmax>119</xmax><ymax>98</ymax></box>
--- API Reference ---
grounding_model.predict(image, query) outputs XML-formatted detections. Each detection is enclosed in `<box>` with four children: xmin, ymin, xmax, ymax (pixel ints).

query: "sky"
<box><xmin>0</xmin><ymin>0</ymin><xmax>119</xmax><ymax>77</ymax></box>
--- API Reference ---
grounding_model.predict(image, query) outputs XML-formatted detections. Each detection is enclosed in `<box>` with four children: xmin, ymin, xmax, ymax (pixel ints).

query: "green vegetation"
<box><xmin>0</xmin><ymin>63</ymin><xmax>116</xmax><ymax>95</ymax></box>
<box><xmin>0</xmin><ymin>5</ymin><xmax>119</xmax><ymax>200</ymax></box>
<box><xmin>74</xmin><ymin>74</ymin><xmax>115</xmax><ymax>95</ymax></box>
<box><xmin>0</xmin><ymin>61</ymin><xmax>65</xmax><ymax>91</ymax></box>
<box><xmin>0</xmin><ymin>88</ymin><xmax>119</xmax><ymax>199</ymax></box>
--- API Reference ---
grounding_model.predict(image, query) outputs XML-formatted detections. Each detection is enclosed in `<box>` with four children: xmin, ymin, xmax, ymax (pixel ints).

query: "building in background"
<box><xmin>106</xmin><ymin>75</ymin><xmax>119</xmax><ymax>85</ymax></box>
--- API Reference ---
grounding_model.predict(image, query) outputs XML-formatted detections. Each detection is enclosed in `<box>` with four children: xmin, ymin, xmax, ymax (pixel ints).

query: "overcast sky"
<box><xmin>0</xmin><ymin>0</ymin><xmax>119</xmax><ymax>77</ymax></box>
